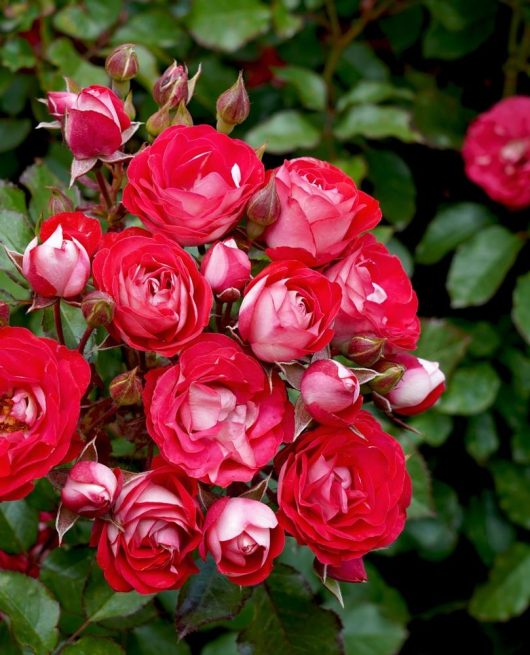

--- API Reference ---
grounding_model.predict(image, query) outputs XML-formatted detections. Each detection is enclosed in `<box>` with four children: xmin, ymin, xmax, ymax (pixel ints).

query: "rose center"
<box><xmin>236</xmin><ymin>532</ymin><xmax>258</xmax><ymax>555</ymax></box>
<box><xmin>0</xmin><ymin>389</ymin><xmax>40</xmax><ymax>435</ymax></box>
<box><xmin>500</xmin><ymin>139</ymin><xmax>530</xmax><ymax>165</ymax></box>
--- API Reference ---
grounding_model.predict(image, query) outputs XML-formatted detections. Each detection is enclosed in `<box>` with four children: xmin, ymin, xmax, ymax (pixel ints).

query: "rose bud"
<box><xmin>109</xmin><ymin>368</ymin><xmax>142</xmax><ymax>406</ymax></box>
<box><xmin>172</xmin><ymin>100</ymin><xmax>193</xmax><ymax>127</ymax></box>
<box><xmin>200</xmin><ymin>239</ymin><xmax>251</xmax><ymax>296</ymax></box>
<box><xmin>61</xmin><ymin>461</ymin><xmax>119</xmax><ymax>518</ymax></box>
<box><xmin>347</xmin><ymin>335</ymin><xmax>386</xmax><ymax>366</ymax></box>
<box><xmin>216</xmin><ymin>71</ymin><xmax>250</xmax><ymax>134</ymax></box>
<box><xmin>105</xmin><ymin>43</ymin><xmax>139</xmax><ymax>83</ymax></box>
<box><xmin>246</xmin><ymin>174</ymin><xmax>281</xmax><ymax>240</ymax></box>
<box><xmin>39</xmin><ymin>212</ymin><xmax>103</xmax><ymax>257</ymax></box>
<box><xmin>153</xmin><ymin>61</ymin><xmax>188</xmax><ymax>108</ymax></box>
<box><xmin>369</xmin><ymin>361</ymin><xmax>405</xmax><ymax>396</ymax></box>
<box><xmin>385</xmin><ymin>354</ymin><xmax>446</xmax><ymax>415</ymax></box>
<box><xmin>314</xmin><ymin>557</ymin><xmax>367</xmax><ymax>583</ymax></box>
<box><xmin>47</xmin><ymin>91</ymin><xmax>76</xmax><ymax>119</ymax></box>
<box><xmin>22</xmin><ymin>225</ymin><xmax>91</xmax><ymax>298</ymax></box>
<box><xmin>82</xmin><ymin>291</ymin><xmax>115</xmax><ymax>327</ymax></box>
<box><xmin>200</xmin><ymin>497</ymin><xmax>285</xmax><ymax>586</ymax></box>
<box><xmin>0</xmin><ymin>302</ymin><xmax>9</xmax><ymax>327</ymax></box>
<box><xmin>47</xmin><ymin>187</ymin><xmax>75</xmax><ymax>215</ymax></box>
<box><xmin>146</xmin><ymin>106</ymin><xmax>173</xmax><ymax>138</ymax></box>
<box><xmin>300</xmin><ymin>359</ymin><xmax>362</xmax><ymax>427</ymax></box>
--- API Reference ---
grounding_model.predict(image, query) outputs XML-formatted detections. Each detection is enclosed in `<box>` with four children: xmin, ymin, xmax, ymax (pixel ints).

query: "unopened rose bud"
<box><xmin>314</xmin><ymin>557</ymin><xmax>367</xmax><ymax>583</ymax></box>
<box><xmin>61</xmin><ymin>461</ymin><xmax>119</xmax><ymax>518</ymax></box>
<box><xmin>47</xmin><ymin>91</ymin><xmax>76</xmax><ymax>119</ymax></box>
<box><xmin>200</xmin><ymin>239</ymin><xmax>251</xmax><ymax>295</ymax></box>
<box><xmin>172</xmin><ymin>100</ymin><xmax>193</xmax><ymax>127</ymax></box>
<box><xmin>216</xmin><ymin>71</ymin><xmax>250</xmax><ymax>134</ymax></box>
<box><xmin>386</xmin><ymin>354</ymin><xmax>446</xmax><ymax>415</ymax></box>
<box><xmin>146</xmin><ymin>106</ymin><xmax>172</xmax><ymax>138</ymax></box>
<box><xmin>47</xmin><ymin>187</ymin><xmax>74</xmax><ymax>215</ymax></box>
<box><xmin>0</xmin><ymin>302</ymin><xmax>9</xmax><ymax>327</ymax></box>
<box><xmin>301</xmin><ymin>359</ymin><xmax>362</xmax><ymax>427</ymax></box>
<box><xmin>22</xmin><ymin>225</ymin><xmax>90</xmax><ymax>298</ymax></box>
<box><xmin>82</xmin><ymin>291</ymin><xmax>115</xmax><ymax>327</ymax></box>
<box><xmin>105</xmin><ymin>44</ymin><xmax>139</xmax><ymax>83</ymax></box>
<box><xmin>153</xmin><ymin>61</ymin><xmax>188</xmax><ymax>108</ymax></box>
<box><xmin>369</xmin><ymin>361</ymin><xmax>405</xmax><ymax>396</ymax></box>
<box><xmin>109</xmin><ymin>368</ymin><xmax>142</xmax><ymax>406</ymax></box>
<box><xmin>347</xmin><ymin>335</ymin><xmax>386</xmax><ymax>366</ymax></box>
<box><xmin>247</xmin><ymin>175</ymin><xmax>281</xmax><ymax>227</ymax></box>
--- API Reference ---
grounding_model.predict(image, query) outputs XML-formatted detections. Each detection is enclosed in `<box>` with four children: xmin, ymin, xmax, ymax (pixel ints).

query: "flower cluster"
<box><xmin>1</xmin><ymin>46</ymin><xmax>446</xmax><ymax>594</ymax></box>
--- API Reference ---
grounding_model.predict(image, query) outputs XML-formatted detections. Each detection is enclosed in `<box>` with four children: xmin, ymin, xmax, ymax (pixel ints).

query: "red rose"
<box><xmin>40</xmin><ymin>212</ymin><xmax>102</xmax><ymax>257</ymax></box>
<box><xmin>385</xmin><ymin>353</ymin><xmax>446</xmax><ymax>416</ymax></box>
<box><xmin>0</xmin><ymin>327</ymin><xmax>90</xmax><ymax>501</ymax></box>
<box><xmin>122</xmin><ymin>125</ymin><xmax>265</xmax><ymax>246</ymax></box>
<box><xmin>92</xmin><ymin>463</ymin><xmax>203</xmax><ymax>594</ymax></box>
<box><xmin>200</xmin><ymin>497</ymin><xmax>285</xmax><ymax>586</ymax></box>
<box><xmin>462</xmin><ymin>96</ymin><xmax>530</xmax><ymax>209</ymax></box>
<box><xmin>263</xmin><ymin>157</ymin><xmax>381</xmax><ymax>267</ymax></box>
<box><xmin>325</xmin><ymin>234</ymin><xmax>420</xmax><ymax>353</ymax></box>
<box><xmin>276</xmin><ymin>411</ymin><xmax>411</xmax><ymax>565</ymax></box>
<box><xmin>92</xmin><ymin>228</ymin><xmax>212</xmax><ymax>356</ymax></box>
<box><xmin>144</xmin><ymin>334</ymin><xmax>294</xmax><ymax>486</ymax></box>
<box><xmin>238</xmin><ymin>260</ymin><xmax>342</xmax><ymax>363</ymax></box>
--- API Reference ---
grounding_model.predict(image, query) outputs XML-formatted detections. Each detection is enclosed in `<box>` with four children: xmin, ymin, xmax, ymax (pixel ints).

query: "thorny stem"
<box><xmin>95</xmin><ymin>168</ymin><xmax>113</xmax><ymax>211</ymax></box>
<box><xmin>54</xmin><ymin>300</ymin><xmax>65</xmax><ymax>345</ymax></box>
<box><xmin>78</xmin><ymin>326</ymin><xmax>94</xmax><ymax>355</ymax></box>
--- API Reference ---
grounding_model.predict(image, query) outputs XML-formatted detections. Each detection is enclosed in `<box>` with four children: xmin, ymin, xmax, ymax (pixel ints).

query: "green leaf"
<box><xmin>491</xmin><ymin>461</ymin><xmax>530</xmax><ymax>530</ymax></box>
<box><xmin>84</xmin><ymin>566</ymin><xmax>153</xmax><ymax>624</ymax></box>
<box><xmin>112</xmin><ymin>11</ymin><xmax>190</xmax><ymax>52</ymax></box>
<box><xmin>273</xmin><ymin>66</ymin><xmax>326</xmax><ymax>111</ymax></box>
<box><xmin>202</xmin><ymin>633</ymin><xmax>238</xmax><ymax>655</ymax></box>
<box><xmin>512</xmin><ymin>426</ymin><xmax>530</xmax><ymax>465</ymax></box>
<box><xmin>0</xmin><ymin>119</ymin><xmax>31</xmax><ymax>153</ymax></box>
<box><xmin>0</xmin><ymin>210</ymin><xmax>33</xmax><ymax>271</ymax></box>
<box><xmin>380</xmin><ymin>5</ymin><xmax>423</xmax><ymax>53</ymax></box>
<box><xmin>0</xmin><ymin>180</ymin><xmax>27</xmax><ymax>215</ymax></box>
<box><xmin>41</xmin><ymin>548</ymin><xmax>94</xmax><ymax>616</ymax></box>
<box><xmin>63</xmin><ymin>637</ymin><xmax>125</xmax><ymax>655</ymax></box>
<box><xmin>53</xmin><ymin>0</ymin><xmax>121</xmax><ymax>41</ymax></box>
<box><xmin>245</xmin><ymin>110</ymin><xmax>320</xmax><ymax>154</ymax></box>
<box><xmin>414</xmin><ymin>319</ymin><xmax>470</xmax><ymax>377</ymax></box>
<box><xmin>46</xmin><ymin>39</ymin><xmax>107</xmax><ymax>88</ymax></box>
<box><xmin>464</xmin><ymin>412</ymin><xmax>499</xmax><ymax>463</ymax></box>
<box><xmin>0</xmin><ymin>622</ymin><xmax>23</xmax><ymax>655</ymax></box>
<box><xmin>20</xmin><ymin>161</ymin><xmax>78</xmax><ymax>223</ymax></box>
<box><xmin>412</xmin><ymin>87</ymin><xmax>473</xmax><ymax>149</ymax></box>
<box><xmin>176</xmin><ymin>556</ymin><xmax>252</xmax><ymax>637</ymax></box>
<box><xmin>408</xmin><ymin>412</ymin><xmax>453</xmax><ymax>447</ymax></box>
<box><xmin>60</xmin><ymin>302</ymin><xmax>95</xmax><ymax>352</ymax></box>
<box><xmin>436</xmin><ymin>363</ymin><xmax>500</xmax><ymax>416</ymax></box>
<box><xmin>0</xmin><ymin>571</ymin><xmax>60</xmax><ymax>655</ymax></box>
<box><xmin>335</xmin><ymin>105</ymin><xmax>420</xmax><ymax>143</ymax></box>
<box><xmin>366</xmin><ymin>149</ymin><xmax>415</xmax><ymax>229</ymax></box>
<box><xmin>423</xmin><ymin>15</ymin><xmax>495</xmax><ymax>60</ymax></box>
<box><xmin>415</xmin><ymin>203</ymin><xmax>495</xmax><ymax>264</ymax></box>
<box><xmin>470</xmin><ymin>543</ymin><xmax>530</xmax><ymax>622</ymax></box>
<box><xmin>238</xmin><ymin>565</ymin><xmax>343</xmax><ymax>655</ymax></box>
<box><xmin>187</xmin><ymin>0</ymin><xmax>271</xmax><ymax>52</ymax></box>
<box><xmin>464</xmin><ymin>492</ymin><xmax>515</xmax><ymax>567</ymax></box>
<box><xmin>0</xmin><ymin>500</ymin><xmax>39</xmax><ymax>554</ymax></box>
<box><xmin>447</xmin><ymin>226</ymin><xmax>523</xmax><ymax>308</ymax></box>
<box><xmin>337</xmin><ymin>81</ymin><xmax>413</xmax><ymax>111</ymax></box>
<box><xmin>337</xmin><ymin>43</ymin><xmax>390</xmax><ymax>84</ymax></box>
<box><xmin>332</xmin><ymin>156</ymin><xmax>368</xmax><ymax>184</ymax></box>
<box><xmin>340</xmin><ymin>604</ymin><xmax>407</xmax><ymax>655</ymax></box>
<box><xmin>1</xmin><ymin>37</ymin><xmax>36</xmax><ymax>72</ymax></box>
<box><xmin>128</xmin><ymin>620</ymin><xmax>191</xmax><ymax>655</ymax></box>
<box><xmin>513</xmin><ymin>272</ymin><xmax>530</xmax><ymax>345</ymax></box>
<box><xmin>406</xmin><ymin>449</ymin><xmax>434</xmax><ymax>519</ymax></box>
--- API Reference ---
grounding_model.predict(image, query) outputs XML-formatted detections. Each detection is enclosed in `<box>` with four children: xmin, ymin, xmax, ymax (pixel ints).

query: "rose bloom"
<box><xmin>276</xmin><ymin>411</ymin><xmax>411</xmax><ymax>565</ymax></box>
<box><xmin>23</xmin><ymin>224</ymin><xmax>91</xmax><ymax>298</ymax></box>
<box><xmin>40</xmin><ymin>212</ymin><xmax>102</xmax><ymax>257</ymax></box>
<box><xmin>462</xmin><ymin>96</ymin><xmax>530</xmax><ymax>209</ymax></box>
<box><xmin>326</xmin><ymin>234</ymin><xmax>420</xmax><ymax>353</ymax></box>
<box><xmin>144</xmin><ymin>334</ymin><xmax>294</xmax><ymax>486</ymax></box>
<box><xmin>123</xmin><ymin>124</ymin><xmax>265</xmax><ymax>246</ymax></box>
<box><xmin>92</xmin><ymin>228</ymin><xmax>212</xmax><ymax>357</ymax></box>
<box><xmin>92</xmin><ymin>463</ymin><xmax>203</xmax><ymax>594</ymax></box>
<box><xmin>300</xmin><ymin>359</ymin><xmax>362</xmax><ymax>427</ymax></box>
<box><xmin>238</xmin><ymin>260</ymin><xmax>342</xmax><ymax>363</ymax></box>
<box><xmin>263</xmin><ymin>157</ymin><xmax>381</xmax><ymax>267</ymax></box>
<box><xmin>47</xmin><ymin>85</ymin><xmax>133</xmax><ymax>160</ymax></box>
<box><xmin>385</xmin><ymin>353</ymin><xmax>445</xmax><ymax>415</ymax></box>
<box><xmin>61</xmin><ymin>461</ymin><xmax>120</xmax><ymax>518</ymax></box>
<box><xmin>200</xmin><ymin>498</ymin><xmax>285</xmax><ymax>586</ymax></box>
<box><xmin>0</xmin><ymin>327</ymin><xmax>90</xmax><ymax>501</ymax></box>
<box><xmin>200</xmin><ymin>239</ymin><xmax>251</xmax><ymax>295</ymax></box>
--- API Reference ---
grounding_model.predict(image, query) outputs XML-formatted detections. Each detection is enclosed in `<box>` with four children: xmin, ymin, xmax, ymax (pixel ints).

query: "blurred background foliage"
<box><xmin>1</xmin><ymin>0</ymin><xmax>530</xmax><ymax>653</ymax></box>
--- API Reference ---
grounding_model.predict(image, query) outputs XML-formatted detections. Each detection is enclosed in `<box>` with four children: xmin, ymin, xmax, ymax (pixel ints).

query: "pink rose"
<box><xmin>39</xmin><ymin>212</ymin><xmax>102</xmax><ymax>257</ymax></box>
<box><xmin>385</xmin><ymin>353</ymin><xmax>445</xmax><ymax>415</ymax></box>
<box><xmin>238</xmin><ymin>260</ymin><xmax>342</xmax><ymax>363</ymax></box>
<box><xmin>123</xmin><ymin>124</ymin><xmax>265</xmax><ymax>246</ymax></box>
<box><xmin>200</xmin><ymin>238</ymin><xmax>251</xmax><ymax>296</ymax></box>
<box><xmin>300</xmin><ymin>359</ymin><xmax>362</xmax><ymax>427</ymax></box>
<box><xmin>22</xmin><ymin>225</ymin><xmax>91</xmax><ymax>298</ymax></box>
<box><xmin>61</xmin><ymin>462</ymin><xmax>120</xmax><ymax>518</ymax></box>
<box><xmin>263</xmin><ymin>157</ymin><xmax>381</xmax><ymax>267</ymax></box>
<box><xmin>47</xmin><ymin>91</ymin><xmax>76</xmax><ymax>119</ymax></box>
<box><xmin>462</xmin><ymin>96</ymin><xmax>530</xmax><ymax>209</ymax></box>
<box><xmin>325</xmin><ymin>234</ymin><xmax>420</xmax><ymax>353</ymax></box>
<box><xmin>200</xmin><ymin>497</ymin><xmax>285</xmax><ymax>586</ymax></box>
<box><xmin>143</xmin><ymin>334</ymin><xmax>294</xmax><ymax>486</ymax></box>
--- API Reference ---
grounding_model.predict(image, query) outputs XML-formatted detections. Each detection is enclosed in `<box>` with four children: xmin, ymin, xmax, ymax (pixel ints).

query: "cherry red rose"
<box><xmin>40</xmin><ymin>212</ymin><xmax>102</xmax><ymax>257</ymax></box>
<box><xmin>92</xmin><ymin>463</ymin><xmax>203</xmax><ymax>594</ymax></box>
<box><xmin>462</xmin><ymin>96</ymin><xmax>530</xmax><ymax>209</ymax></box>
<box><xmin>325</xmin><ymin>234</ymin><xmax>420</xmax><ymax>353</ymax></box>
<box><xmin>200</xmin><ymin>497</ymin><xmax>285</xmax><ymax>586</ymax></box>
<box><xmin>0</xmin><ymin>327</ymin><xmax>90</xmax><ymax>501</ymax></box>
<box><xmin>238</xmin><ymin>260</ymin><xmax>342</xmax><ymax>363</ymax></box>
<box><xmin>263</xmin><ymin>157</ymin><xmax>381</xmax><ymax>267</ymax></box>
<box><xmin>92</xmin><ymin>228</ymin><xmax>212</xmax><ymax>356</ymax></box>
<box><xmin>276</xmin><ymin>411</ymin><xmax>411</xmax><ymax>565</ymax></box>
<box><xmin>123</xmin><ymin>124</ymin><xmax>265</xmax><ymax>246</ymax></box>
<box><xmin>385</xmin><ymin>353</ymin><xmax>445</xmax><ymax>415</ymax></box>
<box><xmin>144</xmin><ymin>334</ymin><xmax>294</xmax><ymax>486</ymax></box>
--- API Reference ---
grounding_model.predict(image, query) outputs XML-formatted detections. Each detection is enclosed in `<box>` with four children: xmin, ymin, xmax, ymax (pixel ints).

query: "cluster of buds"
<box><xmin>147</xmin><ymin>61</ymin><xmax>196</xmax><ymax>137</ymax></box>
